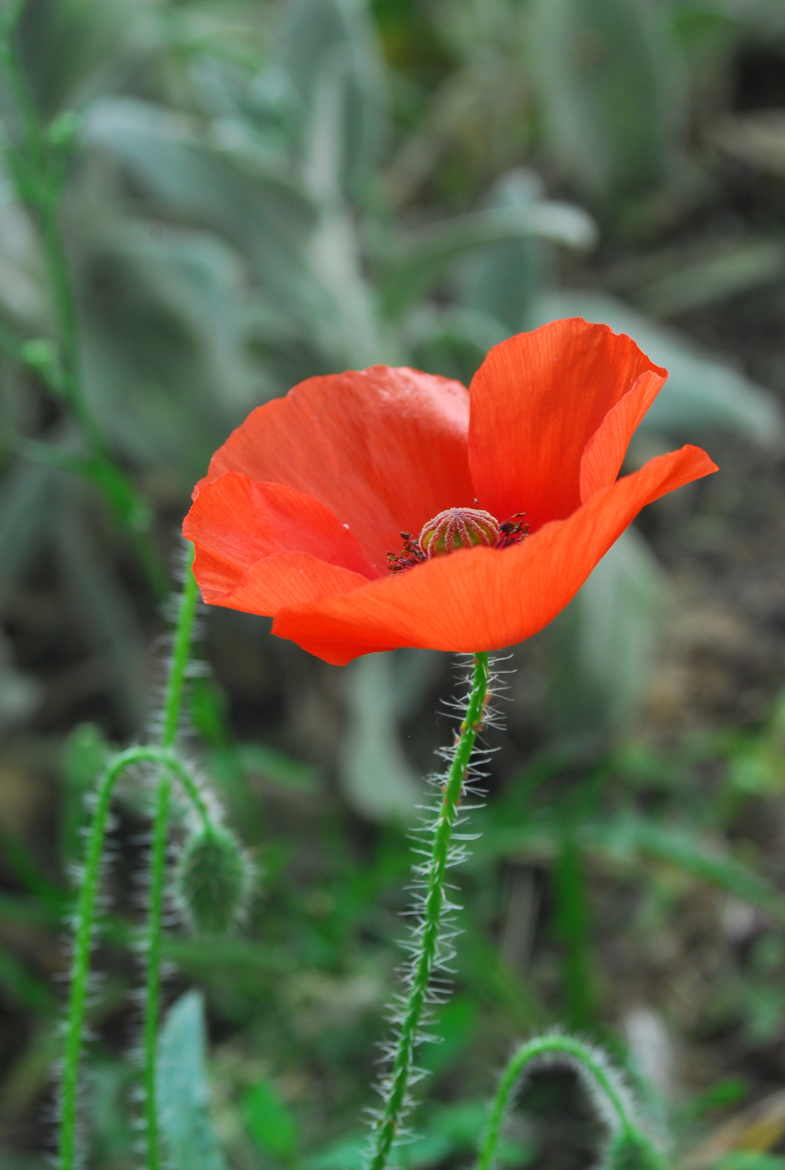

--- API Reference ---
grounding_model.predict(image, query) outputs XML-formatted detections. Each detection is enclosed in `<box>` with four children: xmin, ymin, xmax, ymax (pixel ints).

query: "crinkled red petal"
<box><xmin>270</xmin><ymin>445</ymin><xmax>717</xmax><ymax>664</ymax></box>
<box><xmin>205</xmin><ymin>367</ymin><xmax>473</xmax><ymax>573</ymax></box>
<box><xmin>183</xmin><ymin>472</ymin><xmax>374</xmax><ymax>608</ymax></box>
<box><xmin>468</xmin><ymin>319</ymin><xmax>668</xmax><ymax>529</ymax></box>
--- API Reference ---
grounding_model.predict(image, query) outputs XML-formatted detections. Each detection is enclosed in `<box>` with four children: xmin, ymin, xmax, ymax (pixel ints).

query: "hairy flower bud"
<box><xmin>419</xmin><ymin>507</ymin><xmax>500</xmax><ymax>557</ymax></box>
<box><xmin>176</xmin><ymin>826</ymin><xmax>251</xmax><ymax>935</ymax></box>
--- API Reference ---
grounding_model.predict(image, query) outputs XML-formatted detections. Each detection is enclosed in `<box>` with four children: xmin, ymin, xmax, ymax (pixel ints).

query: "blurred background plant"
<box><xmin>3</xmin><ymin>0</ymin><xmax>785</xmax><ymax>1167</ymax></box>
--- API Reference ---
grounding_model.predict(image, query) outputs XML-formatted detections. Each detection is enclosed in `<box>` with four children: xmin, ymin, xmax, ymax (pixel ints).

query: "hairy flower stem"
<box><xmin>476</xmin><ymin>1033</ymin><xmax>636</xmax><ymax>1170</ymax></box>
<box><xmin>141</xmin><ymin>560</ymin><xmax>200</xmax><ymax>1170</ymax></box>
<box><xmin>57</xmin><ymin>745</ymin><xmax>209</xmax><ymax>1170</ymax></box>
<box><xmin>367</xmin><ymin>652</ymin><xmax>490</xmax><ymax>1170</ymax></box>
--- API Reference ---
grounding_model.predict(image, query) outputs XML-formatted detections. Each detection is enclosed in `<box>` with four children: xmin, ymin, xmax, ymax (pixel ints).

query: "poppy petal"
<box><xmin>199</xmin><ymin>552</ymin><xmax>370</xmax><ymax>615</ymax></box>
<box><xmin>579</xmin><ymin>368</ymin><xmax>664</xmax><ymax>501</ymax></box>
<box><xmin>206</xmin><ymin>367</ymin><xmax>473</xmax><ymax>573</ymax></box>
<box><xmin>183</xmin><ymin>472</ymin><xmax>374</xmax><ymax>603</ymax></box>
<box><xmin>271</xmin><ymin>445</ymin><xmax>717</xmax><ymax>664</ymax></box>
<box><xmin>468</xmin><ymin>319</ymin><xmax>668</xmax><ymax>529</ymax></box>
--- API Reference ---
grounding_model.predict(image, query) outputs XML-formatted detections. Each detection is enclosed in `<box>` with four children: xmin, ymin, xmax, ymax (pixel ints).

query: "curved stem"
<box><xmin>367</xmin><ymin>652</ymin><xmax>490</xmax><ymax>1170</ymax></box>
<box><xmin>141</xmin><ymin>559</ymin><xmax>200</xmax><ymax>1170</ymax></box>
<box><xmin>476</xmin><ymin>1033</ymin><xmax>635</xmax><ymax>1170</ymax></box>
<box><xmin>162</xmin><ymin>751</ymin><xmax>211</xmax><ymax>830</ymax></box>
<box><xmin>57</xmin><ymin>743</ymin><xmax>209</xmax><ymax>1170</ymax></box>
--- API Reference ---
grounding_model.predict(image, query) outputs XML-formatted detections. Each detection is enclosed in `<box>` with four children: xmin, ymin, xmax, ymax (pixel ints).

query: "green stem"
<box><xmin>37</xmin><ymin>198</ymin><xmax>93</xmax><ymax>441</ymax></box>
<box><xmin>141</xmin><ymin>560</ymin><xmax>200</xmax><ymax>1170</ymax></box>
<box><xmin>0</xmin><ymin>12</ymin><xmax>167</xmax><ymax>596</ymax></box>
<box><xmin>57</xmin><ymin>743</ymin><xmax>209</xmax><ymax>1170</ymax></box>
<box><xmin>367</xmin><ymin>652</ymin><xmax>490</xmax><ymax>1170</ymax></box>
<box><xmin>554</xmin><ymin>830</ymin><xmax>594</xmax><ymax>1030</ymax></box>
<box><xmin>476</xmin><ymin>1033</ymin><xmax>635</xmax><ymax>1170</ymax></box>
<box><xmin>159</xmin><ymin>558</ymin><xmax>200</xmax><ymax>751</ymax></box>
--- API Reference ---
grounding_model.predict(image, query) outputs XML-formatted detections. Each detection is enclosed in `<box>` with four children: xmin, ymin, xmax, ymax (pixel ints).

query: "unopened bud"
<box><xmin>176</xmin><ymin>826</ymin><xmax>251</xmax><ymax>935</ymax></box>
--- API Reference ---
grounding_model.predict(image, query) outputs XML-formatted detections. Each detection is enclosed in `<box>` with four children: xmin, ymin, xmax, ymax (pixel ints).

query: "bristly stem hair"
<box><xmin>366</xmin><ymin>651</ymin><xmax>491</xmax><ymax>1170</ymax></box>
<box><xmin>141</xmin><ymin>557</ymin><xmax>200</xmax><ymax>1170</ymax></box>
<box><xmin>57</xmin><ymin>742</ymin><xmax>209</xmax><ymax>1170</ymax></box>
<box><xmin>56</xmin><ymin>553</ymin><xmax>202</xmax><ymax>1170</ymax></box>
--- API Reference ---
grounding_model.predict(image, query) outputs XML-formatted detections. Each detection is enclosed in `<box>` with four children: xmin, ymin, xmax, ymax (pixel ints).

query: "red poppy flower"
<box><xmin>183</xmin><ymin>318</ymin><xmax>717</xmax><ymax>665</ymax></box>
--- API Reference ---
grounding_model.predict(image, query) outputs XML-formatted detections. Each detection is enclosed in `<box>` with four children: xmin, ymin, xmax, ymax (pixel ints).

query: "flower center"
<box><xmin>420</xmin><ymin>506</ymin><xmax>500</xmax><ymax>556</ymax></box>
<box><xmin>387</xmin><ymin>506</ymin><xmax>528</xmax><ymax>572</ymax></box>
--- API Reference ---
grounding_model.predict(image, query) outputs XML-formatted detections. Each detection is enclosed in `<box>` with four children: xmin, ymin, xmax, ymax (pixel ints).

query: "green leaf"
<box><xmin>528</xmin><ymin>0</ymin><xmax>685</xmax><ymax>197</ymax></box>
<box><xmin>243</xmin><ymin>1078</ymin><xmax>299</xmax><ymax>1159</ymax></box>
<box><xmin>303</xmin><ymin>1135</ymin><xmax>365</xmax><ymax>1170</ymax></box>
<box><xmin>411</xmin><ymin>1100</ymin><xmax>531</xmax><ymax>1168</ymax></box>
<box><xmin>81</xmin><ymin>97</ymin><xmax>317</xmax><ymax>311</ymax></box>
<box><xmin>454</xmin><ymin>170</ymin><xmax>560</xmax><ymax>333</ymax></box>
<box><xmin>278</xmin><ymin>0</ymin><xmax>386</xmax><ymax>196</ymax></box>
<box><xmin>236</xmin><ymin>744</ymin><xmax>319</xmax><ymax>793</ymax></box>
<box><xmin>545</xmin><ymin>530</ymin><xmax>664</xmax><ymax>742</ymax></box>
<box><xmin>714</xmin><ymin>1157</ymin><xmax>785</xmax><ymax>1170</ymax></box>
<box><xmin>591</xmin><ymin>816</ymin><xmax>785</xmax><ymax>925</ymax></box>
<box><xmin>157</xmin><ymin>992</ymin><xmax>227</xmax><ymax>1170</ymax></box>
<box><xmin>481</xmin><ymin>811</ymin><xmax>785</xmax><ymax>926</ymax></box>
<box><xmin>0</xmin><ymin>947</ymin><xmax>57</xmax><ymax>1015</ymax></box>
<box><xmin>381</xmin><ymin>202</ymin><xmax>594</xmax><ymax>321</ymax></box>
<box><xmin>340</xmin><ymin>654</ymin><xmax>420</xmax><ymax>822</ymax></box>
<box><xmin>76</xmin><ymin>217</ymin><xmax>263</xmax><ymax>475</ymax></box>
<box><xmin>535</xmin><ymin>291</ymin><xmax>784</xmax><ymax>445</ymax></box>
<box><xmin>637</xmin><ymin>238</ymin><xmax>785</xmax><ymax>319</ymax></box>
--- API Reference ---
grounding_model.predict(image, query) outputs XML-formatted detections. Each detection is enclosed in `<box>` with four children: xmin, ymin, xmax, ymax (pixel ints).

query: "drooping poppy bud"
<box><xmin>176</xmin><ymin>826</ymin><xmax>252</xmax><ymax>935</ymax></box>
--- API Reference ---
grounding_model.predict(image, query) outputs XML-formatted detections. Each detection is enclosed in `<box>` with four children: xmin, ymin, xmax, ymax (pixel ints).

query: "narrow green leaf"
<box><xmin>278</xmin><ymin>0</ymin><xmax>386</xmax><ymax>196</ymax></box>
<box><xmin>480</xmin><ymin>812</ymin><xmax>785</xmax><ymax>925</ymax></box>
<box><xmin>340</xmin><ymin>654</ymin><xmax>420</xmax><ymax>822</ymax></box>
<box><xmin>157</xmin><ymin>992</ymin><xmax>227</xmax><ymax>1170</ymax></box>
<box><xmin>243</xmin><ymin>1079</ymin><xmax>299</xmax><ymax>1159</ymax></box>
<box><xmin>381</xmin><ymin>204</ymin><xmax>594</xmax><ymax>320</ymax></box>
<box><xmin>528</xmin><ymin>0</ymin><xmax>685</xmax><ymax>197</ymax></box>
<box><xmin>545</xmin><ymin>529</ymin><xmax>664</xmax><ymax>742</ymax></box>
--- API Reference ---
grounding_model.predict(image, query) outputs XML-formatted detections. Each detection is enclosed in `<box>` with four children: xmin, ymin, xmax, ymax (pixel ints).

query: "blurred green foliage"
<box><xmin>2</xmin><ymin>0</ymin><xmax>785</xmax><ymax>1167</ymax></box>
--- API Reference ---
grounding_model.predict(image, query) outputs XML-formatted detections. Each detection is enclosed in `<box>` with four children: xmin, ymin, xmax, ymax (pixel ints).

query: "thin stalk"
<box><xmin>554</xmin><ymin>830</ymin><xmax>595</xmax><ymax>1030</ymax></box>
<box><xmin>476</xmin><ymin>1033</ymin><xmax>635</xmax><ymax>1170</ymax></box>
<box><xmin>141</xmin><ymin>560</ymin><xmax>200</xmax><ymax>1170</ymax></box>
<box><xmin>0</xmin><ymin>12</ymin><xmax>167</xmax><ymax>596</ymax></box>
<box><xmin>367</xmin><ymin>652</ymin><xmax>490</xmax><ymax>1170</ymax></box>
<box><xmin>57</xmin><ymin>743</ymin><xmax>209</xmax><ymax>1170</ymax></box>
